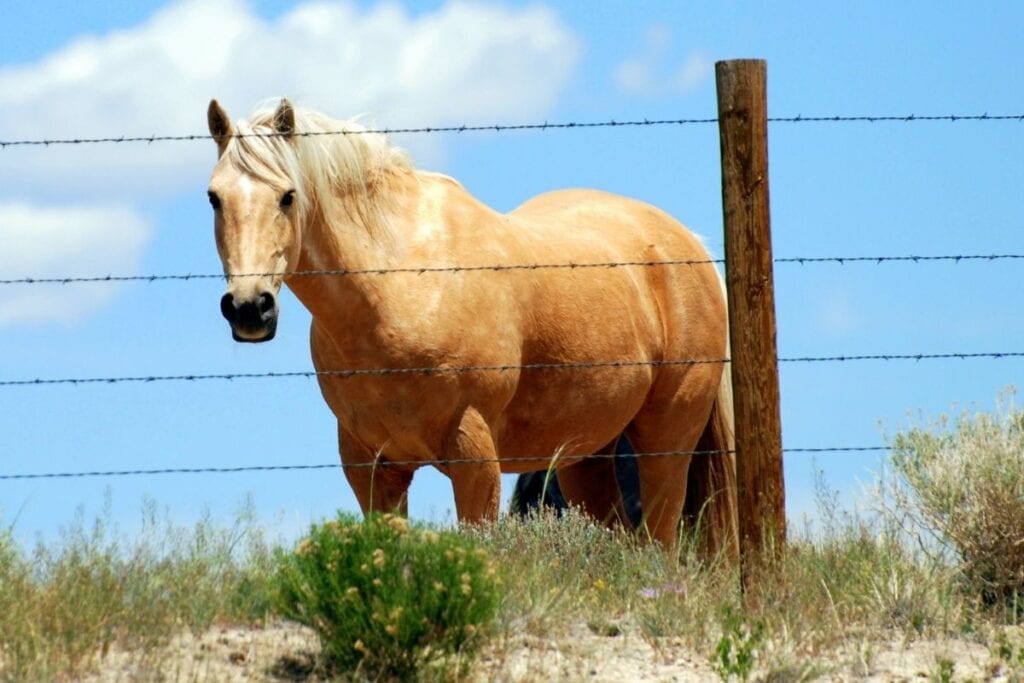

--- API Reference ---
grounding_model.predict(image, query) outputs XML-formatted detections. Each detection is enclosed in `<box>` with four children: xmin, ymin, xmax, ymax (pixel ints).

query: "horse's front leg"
<box><xmin>338</xmin><ymin>424</ymin><xmax>414</xmax><ymax>515</ymax></box>
<box><xmin>444</xmin><ymin>406</ymin><xmax>501</xmax><ymax>524</ymax></box>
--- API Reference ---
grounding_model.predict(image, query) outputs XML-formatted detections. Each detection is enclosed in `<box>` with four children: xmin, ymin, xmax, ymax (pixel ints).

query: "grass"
<box><xmin>0</xmin><ymin>498</ymin><xmax>277</xmax><ymax>681</ymax></box>
<box><xmin>1</xmin><ymin>394</ymin><xmax>1021</xmax><ymax>680</ymax></box>
<box><xmin>1</xmin><ymin>505</ymin><xmax>1021</xmax><ymax>681</ymax></box>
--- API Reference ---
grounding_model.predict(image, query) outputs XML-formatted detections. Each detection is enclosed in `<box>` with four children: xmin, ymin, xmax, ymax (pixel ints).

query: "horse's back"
<box><xmin>506</xmin><ymin>187</ymin><xmax>723</xmax><ymax>347</ymax></box>
<box><xmin>509</xmin><ymin>188</ymin><xmax>701</xmax><ymax>250</ymax></box>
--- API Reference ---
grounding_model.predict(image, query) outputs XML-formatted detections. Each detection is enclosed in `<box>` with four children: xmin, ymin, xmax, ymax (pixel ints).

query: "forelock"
<box><xmin>223</xmin><ymin>118</ymin><xmax>302</xmax><ymax>193</ymax></box>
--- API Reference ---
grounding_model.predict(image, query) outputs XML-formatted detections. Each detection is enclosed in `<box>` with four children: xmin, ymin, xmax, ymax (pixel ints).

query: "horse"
<box><xmin>206</xmin><ymin>98</ymin><xmax>737</xmax><ymax>554</ymax></box>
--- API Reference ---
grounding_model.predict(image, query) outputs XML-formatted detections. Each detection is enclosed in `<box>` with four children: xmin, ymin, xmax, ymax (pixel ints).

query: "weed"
<box><xmin>712</xmin><ymin>607</ymin><xmax>765</xmax><ymax>681</ymax></box>
<box><xmin>993</xmin><ymin>630</ymin><xmax>1024</xmax><ymax>675</ymax></box>
<box><xmin>271</xmin><ymin>512</ymin><xmax>500</xmax><ymax>680</ymax></box>
<box><xmin>931</xmin><ymin>656</ymin><xmax>955</xmax><ymax>683</ymax></box>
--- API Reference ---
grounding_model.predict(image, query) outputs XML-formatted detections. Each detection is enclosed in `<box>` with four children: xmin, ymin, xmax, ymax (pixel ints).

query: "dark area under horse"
<box><xmin>509</xmin><ymin>437</ymin><xmax>735</xmax><ymax>556</ymax></box>
<box><xmin>509</xmin><ymin>438</ymin><xmax>643</xmax><ymax>527</ymax></box>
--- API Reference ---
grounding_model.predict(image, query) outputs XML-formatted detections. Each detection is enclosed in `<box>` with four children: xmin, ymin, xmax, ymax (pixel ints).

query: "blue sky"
<box><xmin>2</xmin><ymin>1</ymin><xmax>1022</xmax><ymax>546</ymax></box>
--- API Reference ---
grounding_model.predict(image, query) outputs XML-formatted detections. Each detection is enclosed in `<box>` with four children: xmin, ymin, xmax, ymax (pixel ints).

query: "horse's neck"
<box><xmin>284</xmin><ymin>170</ymin><xmax>431</xmax><ymax>326</ymax></box>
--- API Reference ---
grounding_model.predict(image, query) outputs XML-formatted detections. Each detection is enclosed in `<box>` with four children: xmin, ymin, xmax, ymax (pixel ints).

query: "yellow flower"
<box><xmin>473</xmin><ymin>548</ymin><xmax>488</xmax><ymax>560</ymax></box>
<box><xmin>345</xmin><ymin>586</ymin><xmax>359</xmax><ymax>598</ymax></box>
<box><xmin>372</xmin><ymin>548</ymin><xmax>385</xmax><ymax>568</ymax></box>
<box><xmin>386</xmin><ymin>516</ymin><xmax>410</xmax><ymax>534</ymax></box>
<box><xmin>593</xmin><ymin>578</ymin><xmax>607</xmax><ymax>591</ymax></box>
<box><xmin>296</xmin><ymin>539</ymin><xmax>314</xmax><ymax>556</ymax></box>
<box><xmin>433</xmin><ymin>581</ymin><xmax>446</xmax><ymax>592</ymax></box>
<box><xmin>423</xmin><ymin>530</ymin><xmax>439</xmax><ymax>544</ymax></box>
<box><xmin>354</xmin><ymin>639</ymin><xmax>367</xmax><ymax>653</ymax></box>
<box><xmin>464</xmin><ymin>624</ymin><xmax>477</xmax><ymax>637</ymax></box>
<box><xmin>373</xmin><ymin>578</ymin><xmax>383</xmax><ymax>587</ymax></box>
<box><xmin>385</xmin><ymin>624</ymin><xmax>398</xmax><ymax>636</ymax></box>
<box><xmin>460</xmin><ymin>573</ymin><xmax>472</xmax><ymax>584</ymax></box>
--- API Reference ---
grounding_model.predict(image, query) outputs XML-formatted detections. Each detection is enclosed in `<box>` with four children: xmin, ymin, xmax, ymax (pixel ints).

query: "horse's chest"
<box><xmin>310</xmin><ymin>327</ymin><xmax>465</xmax><ymax>452</ymax></box>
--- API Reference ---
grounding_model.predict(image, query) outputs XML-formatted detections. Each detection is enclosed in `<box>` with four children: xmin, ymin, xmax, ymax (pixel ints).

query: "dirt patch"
<box><xmin>80</xmin><ymin>623</ymin><xmax>320</xmax><ymax>682</ymax></box>
<box><xmin>78</xmin><ymin>621</ymin><xmax>1013</xmax><ymax>682</ymax></box>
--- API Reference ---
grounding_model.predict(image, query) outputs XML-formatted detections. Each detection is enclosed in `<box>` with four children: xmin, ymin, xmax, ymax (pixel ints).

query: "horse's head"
<box><xmin>206</xmin><ymin>98</ymin><xmax>303</xmax><ymax>343</ymax></box>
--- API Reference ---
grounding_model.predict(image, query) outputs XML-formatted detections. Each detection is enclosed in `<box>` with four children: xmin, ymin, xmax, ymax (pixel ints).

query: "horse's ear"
<box><xmin>207</xmin><ymin>99</ymin><xmax>233</xmax><ymax>155</ymax></box>
<box><xmin>272</xmin><ymin>98</ymin><xmax>296</xmax><ymax>139</ymax></box>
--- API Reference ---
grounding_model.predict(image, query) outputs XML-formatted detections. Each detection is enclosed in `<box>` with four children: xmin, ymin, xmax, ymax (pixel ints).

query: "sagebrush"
<box><xmin>884</xmin><ymin>389</ymin><xmax>1024</xmax><ymax>608</ymax></box>
<box><xmin>271</xmin><ymin>512</ymin><xmax>501</xmax><ymax>680</ymax></box>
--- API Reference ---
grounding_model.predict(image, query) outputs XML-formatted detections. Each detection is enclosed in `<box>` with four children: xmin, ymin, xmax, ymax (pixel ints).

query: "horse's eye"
<box><xmin>280</xmin><ymin>190</ymin><xmax>296</xmax><ymax>209</ymax></box>
<box><xmin>207</xmin><ymin>191</ymin><xmax>221</xmax><ymax>211</ymax></box>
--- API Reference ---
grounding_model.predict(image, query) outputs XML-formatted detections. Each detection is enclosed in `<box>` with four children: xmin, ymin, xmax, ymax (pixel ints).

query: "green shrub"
<box><xmin>885</xmin><ymin>389</ymin><xmax>1024</xmax><ymax>609</ymax></box>
<box><xmin>272</xmin><ymin>513</ymin><xmax>501</xmax><ymax>679</ymax></box>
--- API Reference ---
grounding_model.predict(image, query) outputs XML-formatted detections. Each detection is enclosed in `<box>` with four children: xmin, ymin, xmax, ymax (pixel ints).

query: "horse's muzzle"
<box><xmin>220</xmin><ymin>292</ymin><xmax>278</xmax><ymax>343</ymax></box>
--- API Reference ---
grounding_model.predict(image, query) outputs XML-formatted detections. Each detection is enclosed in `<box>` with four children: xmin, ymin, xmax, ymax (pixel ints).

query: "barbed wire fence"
<box><xmin>2</xmin><ymin>253</ymin><xmax>1024</xmax><ymax>286</ymax></box>
<box><xmin>2</xmin><ymin>108</ymin><xmax>1021</xmax><ymax>483</ymax></box>
<box><xmin>2</xmin><ymin>352</ymin><xmax>1022</xmax><ymax>389</ymax></box>
<box><xmin>1</xmin><ymin>111</ymin><xmax>1022</xmax><ymax>148</ymax></box>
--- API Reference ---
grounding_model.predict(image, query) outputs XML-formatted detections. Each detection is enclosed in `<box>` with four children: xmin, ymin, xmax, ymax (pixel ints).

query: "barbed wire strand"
<box><xmin>0</xmin><ymin>446</ymin><xmax>891</xmax><ymax>481</ymax></box>
<box><xmin>777</xmin><ymin>254</ymin><xmax>1024</xmax><ymax>265</ymax></box>
<box><xmin>1</xmin><ymin>359</ymin><xmax>728</xmax><ymax>388</ymax></box>
<box><xmin>2</xmin><ymin>352</ymin><xmax>1021</xmax><ymax>389</ymax></box>
<box><xmin>2</xmin><ymin>253</ymin><xmax>1022</xmax><ymax>287</ymax></box>
<box><xmin>0</xmin><ymin>258</ymin><xmax>723</xmax><ymax>286</ymax></box>
<box><xmin>2</xmin><ymin>113</ymin><xmax>1023</xmax><ymax>149</ymax></box>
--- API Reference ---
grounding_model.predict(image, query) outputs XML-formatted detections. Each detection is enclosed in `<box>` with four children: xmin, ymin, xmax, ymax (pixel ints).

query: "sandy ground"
<box><xmin>78</xmin><ymin>620</ymin><xmax>1018</xmax><ymax>682</ymax></box>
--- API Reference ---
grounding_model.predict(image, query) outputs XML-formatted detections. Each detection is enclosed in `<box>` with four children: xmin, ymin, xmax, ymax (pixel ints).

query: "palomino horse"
<box><xmin>206</xmin><ymin>99</ymin><xmax>737</xmax><ymax>553</ymax></box>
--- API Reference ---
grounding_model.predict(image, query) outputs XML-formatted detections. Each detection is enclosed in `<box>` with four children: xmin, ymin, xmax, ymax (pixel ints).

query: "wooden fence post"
<box><xmin>715</xmin><ymin>59</ymin><xmax>786</xmax><ymax>592</ymax></box>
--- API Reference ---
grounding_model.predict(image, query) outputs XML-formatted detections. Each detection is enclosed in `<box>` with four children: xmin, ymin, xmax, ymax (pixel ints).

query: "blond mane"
<box><xmin>223</xmin><ymin>103</ymin><xmax>411</xmax><ymax>240</ymax></box>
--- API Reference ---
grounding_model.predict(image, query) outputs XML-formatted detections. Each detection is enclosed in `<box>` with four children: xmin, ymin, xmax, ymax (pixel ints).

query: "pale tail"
<box><xmin>682</xmin><ymin>274</ymin><xmax>739</xmax><ymax>560</ymax></box>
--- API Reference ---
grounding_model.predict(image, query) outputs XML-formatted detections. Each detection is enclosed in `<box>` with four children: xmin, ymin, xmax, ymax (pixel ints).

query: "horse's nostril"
<box><xmin>220</xmin><ymin>293</ymin><xmax>236</xmax><ymax>322</ymax></box>
<box><xmin>259</xmin><ymin>292</ymin><xmax>275</xmax><ymax>314</ymax></box>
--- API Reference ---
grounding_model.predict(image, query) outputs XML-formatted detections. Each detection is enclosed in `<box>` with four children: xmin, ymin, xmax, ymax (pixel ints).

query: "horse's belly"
<box><xmin>494</xmin><ymin>369</ymin><xmax>651</xmax><ymax>473</ymax></box>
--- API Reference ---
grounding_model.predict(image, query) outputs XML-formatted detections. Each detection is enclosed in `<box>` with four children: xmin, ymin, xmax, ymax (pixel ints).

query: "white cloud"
<box><xmin>0</xmin><ymin>203</ymin><xmax>151</xmax><ymax>327</ymax></box>
<box><xmin>817</xmin><ymin>289</ymin><xmax>862</xmax><ymax>337</ymax></box>
<box><xmin>0</xmin><ymin>0</ymin><xmax>581</xmax><ymax>198</ymax></box>
<box><xmin>674</xmin><ymin>52</ymin><xmax>712</xmax><ymax>92</ymax></box>
<box><xmin>612</xmin><ymin>24</ymin><xmax>710</xmax><ymax>97</ymax></box>
<box><xmin>0</xmin><ymin>0</ymin><xmax>579</xmax><ymax>326</ymax></box>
